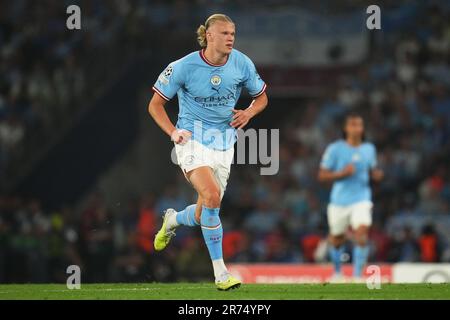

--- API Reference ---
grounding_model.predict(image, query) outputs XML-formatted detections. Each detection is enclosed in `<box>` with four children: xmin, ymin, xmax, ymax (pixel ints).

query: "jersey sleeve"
<box><xmin>320</xmin><ymin>144</ymin><xmax>337</xmax><ymax>170</ymax></box>
<box><xmin>369</xmin><ymin>144</ymin><xmax>378</xmax><ymax>169</ymax></box>
<box><xmin>242</xmin><ymin>55</ymin><xmax>267</xmax><ymax>98</ymax></box>
<box><xmin>152</xmin><ymin>60</ymin><xmax>184</xmax><ymax>101</ymax></box>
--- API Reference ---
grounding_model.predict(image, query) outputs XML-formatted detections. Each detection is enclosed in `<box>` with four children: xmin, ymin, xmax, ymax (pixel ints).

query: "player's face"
<box><xmin>207</xmin><ymin>21</ymin><xmax>235</xmax><ymax>55</ymax></box>
<box><xmin>345</xmin><ymin>117</ymin><xmax>364</xmax><ymax>140</ymax></box>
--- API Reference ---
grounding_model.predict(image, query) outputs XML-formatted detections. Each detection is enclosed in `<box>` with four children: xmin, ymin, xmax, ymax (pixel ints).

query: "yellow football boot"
<box><xmin>215</xmin><ymin>274</ymin><xmax>242</xmax><ymax>291</ymax></box>
<box><xmin>154</xmin><ymin>209</ymin><xmax>177</xmax><ymax>251</ymax></box>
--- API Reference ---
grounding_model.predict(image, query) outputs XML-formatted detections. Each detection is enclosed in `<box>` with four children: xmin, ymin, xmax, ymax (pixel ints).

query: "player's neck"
<box><xmin>346</xmin><ymin>137</ymin><xmax>362</xmax><ymax>147</ymax></box>
<box><xmin>203</xmin><ymin>47</ymin><xmax>228</xmax><ymax>66</ymax></box>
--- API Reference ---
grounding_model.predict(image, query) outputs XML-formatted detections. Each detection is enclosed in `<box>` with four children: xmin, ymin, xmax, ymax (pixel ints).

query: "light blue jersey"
<box><xmin>153</xmin><ymin>49</ymin><xmax>267</xmax><ymax>150</ymax></box>
<box><xmin>320</xmin><ymin>140</ymin><xmax>377</xmax><ymax>206</ymax></box>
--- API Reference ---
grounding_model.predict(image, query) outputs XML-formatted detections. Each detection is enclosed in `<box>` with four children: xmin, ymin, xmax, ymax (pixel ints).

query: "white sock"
<box><xmin>212</xmin><ymin>259</ymin><xmax>228</xmax><ymax>281</ymax></box>
<box><xmin>166</xmin><ymin>211</ymin><xmax>179</xmax><ymax>230</ymax></box>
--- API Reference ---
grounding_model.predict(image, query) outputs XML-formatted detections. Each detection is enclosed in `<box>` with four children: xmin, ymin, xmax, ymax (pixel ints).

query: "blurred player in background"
<box><xmin>148</xmin><ymin>14</ymin><xmax>268</xmax><ymax>290</ymax></box>
<box><xmin>318</xmin><ymin>112</ymin><xmax>384</xmax><ymax>282</ymax></box>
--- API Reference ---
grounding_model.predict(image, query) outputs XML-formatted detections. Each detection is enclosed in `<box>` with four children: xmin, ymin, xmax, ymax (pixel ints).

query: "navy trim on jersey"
<box><xmin>152</xmin><ymin>86</ymin><xmax>170</xmax><ymax>101</ymax></box>
<box><xmin>252</xmin><ymin>83</ymin><xmax>267</xmax><ymax>98</ymax></box>
<box><xmin>199</xmin><ymin>49</ymin><xmax>228</xmax><ymax>67</ymax></box>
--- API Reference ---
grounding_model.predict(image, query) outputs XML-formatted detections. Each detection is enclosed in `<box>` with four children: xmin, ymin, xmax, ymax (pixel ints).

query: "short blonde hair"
<box><xmin>196</xmin><ymin>14</ymin><xmax>234</xmax><ymax>48</ymax></box>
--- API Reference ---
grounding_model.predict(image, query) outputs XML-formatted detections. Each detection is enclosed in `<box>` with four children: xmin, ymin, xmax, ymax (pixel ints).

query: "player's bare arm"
<box><xmin>370</xmin><ymin>167</ymin><xmax>384</xmax><ymax>182</ymax></box>
<box><xmin>148</xmin><ymin>93</ymin><xmax>191</xmax><ymax>145</ymax></box>
<box><xmin>318</xmin><ymin>164</ymin><xmax>355</xmax><ymax>183</ymax></box>
<box><xmin>230</xmin><ymin>92</ymin><xmax>268</xmax><ymax>129</ymax></box>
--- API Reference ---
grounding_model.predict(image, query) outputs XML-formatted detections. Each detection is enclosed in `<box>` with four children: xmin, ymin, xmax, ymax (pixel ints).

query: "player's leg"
<box><xmin>188</xmin><ymin>166</ymin><xmax>241</xmax><ymax>290</ymax></box>
<box><xmin>187</xmin><ymin>167</ymin><xmax>229</xmax><ymax>281</ymax></box>
<box><xmin>165</xmin><ymin>195</ymin><xmax>201</xmax><ymax>230</ymax></box>
<box><xmin>329</xmin><ymin>234</ymin><xmax>346</xmax><ymax>273</ymax></box>
<box><xmin>328</xmin><ymin>234</ymin><xmax>346</xmax><ymax>280</ymax></box>
<box><xmin>154</xmin><ymin>187</ymin><xmax>199</xmax><ymax>251</ymax></box>
<box><xmin>154</xmin><ymin>140</ymin><xmax>202</xmax><ymax>251</ymax></box>
<box><xmin>194</xmin><ymin>195</ymin><xmax>203</xmax><ymax>224</ymax></box>
<box><xmin>350</xmin><ymin>202</ymin><xmax>373</xmax><ymax>279</ymax></box>
<box><xmin>207</xmin><ymin>148</ymin><xmax>240</xmax><ymax>290</ymax></box>
<box><xmin>327</xmin><ymin>204</ymin><xmax>350</xmax><ymax>279</ymax></box>
<box><xmin>188</xmin><ymin>146</ymin><xmax>239</xmax><ymax>290</ymax></box>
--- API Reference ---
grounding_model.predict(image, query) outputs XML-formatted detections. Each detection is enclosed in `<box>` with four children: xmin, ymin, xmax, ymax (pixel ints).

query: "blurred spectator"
<box><xmin>418</xmin><ymin>224</ymin><xmax>442</xmax><ymax>262</ymax></box>
<box><xmin>80</xmin><ymin>194</ymin><xmax>114</xmax><ymax>282</ymax></box>
<box><xmin>387</xmin><ymin>226</ymin><xmax>420</xmax><ymax>262</ymax></box>
<box><xmin>244</xmin><ymin>200</ymin><xmax>281</xmax><ymax>235</ymax></box>
<box><xmin>136</xmin><ymin>195</ymin><xmax>157</xmax><ymax>253</ymax></box>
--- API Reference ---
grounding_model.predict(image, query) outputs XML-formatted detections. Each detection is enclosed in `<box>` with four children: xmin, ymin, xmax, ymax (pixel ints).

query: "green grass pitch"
<box><xmin>0</xmin><ymin>283</ymin><xmax>449</xmax><ymax>300</ymax></box>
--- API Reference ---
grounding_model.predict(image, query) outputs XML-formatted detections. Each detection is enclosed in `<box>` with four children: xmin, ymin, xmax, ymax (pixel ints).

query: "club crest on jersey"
<box><xmin>352</xmin><ymin>153</ymin><xmax>361</xmax><ymax>162</ymax></box>
<box><xmin>211</xmin><ymin>75</ymin><xmax>221</xmax><ymax>86</ymax></box>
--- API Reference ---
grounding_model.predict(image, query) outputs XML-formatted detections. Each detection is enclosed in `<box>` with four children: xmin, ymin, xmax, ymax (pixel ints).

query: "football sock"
<box><xmin>168</xmin><ymin>204</ymin><xmax>199</xmax><ymax>229</ymax></box>
<box><xmin>353</xmin><ymin>245</ymin><xmax>369</xmax><ymax>277</ymax></box>
<box><xmin>200</xmin><ymin>206</ymin><xmax>227</xmax><ymax>280</ymax></box>
<box><xmin>329</xmin><ymin>245</ymin><xmax>344</xmax><ymax>275</ymax></box>
<box><xmin>212</xmin><ymin>259</ymin><xmax>228</xmax><ymax>281</ymax></box>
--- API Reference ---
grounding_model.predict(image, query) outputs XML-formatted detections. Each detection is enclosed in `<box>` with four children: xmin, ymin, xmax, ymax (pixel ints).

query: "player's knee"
<box><xmin>355</xmin><ymin>233</ymin><xmax>368</xmax><ymax>246</ymax></box>
<box><xmin>354</xmin><ymin>226</ymin><xmax>369</xmax><ymax>245</ymax></box>
<box><xmin>201</xmin><ymin>189</ymin><xmax>221</xmax><ymax>208</ymax></box>
<box><xmin>330</xmin><ymin>234</ymin><xmax>345</xmax><ymax>247</ymax></box>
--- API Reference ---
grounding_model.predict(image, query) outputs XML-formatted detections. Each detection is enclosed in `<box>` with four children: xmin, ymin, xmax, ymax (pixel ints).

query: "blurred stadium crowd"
<box><xmin>0</xmin><ymin>0</ymin><xmax>150</xmax><ymax>185</ymax></box>
<box><xmin>1</xmin><ymin>0</ymin><xmax>450</xmax><ymax>283</ymax></box>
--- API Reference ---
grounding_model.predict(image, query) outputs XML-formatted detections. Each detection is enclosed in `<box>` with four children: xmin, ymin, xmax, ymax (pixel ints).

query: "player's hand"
<box><xmin>339</xmin><ymin>164</ymin><xmax>355</xmax><ymax>178</ymax></box>
<box><xmin>371</xmin><ymin>168</ymin><xmax>384</xmax><ymax>182</ymax></box>
<box><xmin>231</xmin><ymin>109</ymin><xmax>252</xmax><ymax>129</ymax></box>
<box><xmin>171</xmin><ymin>129</ymin><xmax>192</xmax><ymax>145</ymax></box>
